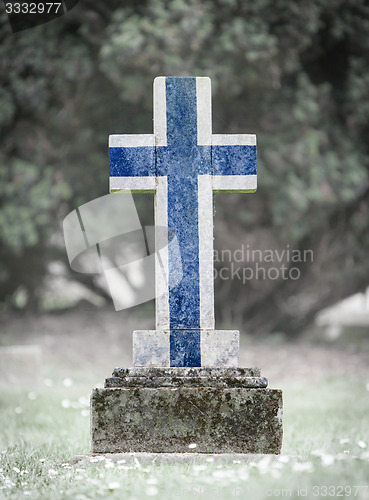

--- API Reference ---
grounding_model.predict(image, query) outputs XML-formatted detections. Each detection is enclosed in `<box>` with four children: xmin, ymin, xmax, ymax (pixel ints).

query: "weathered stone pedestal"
<box><xmin>91</xmin><ymin>367</ymin><xmax>283</xmax><ymax>454</ymax></box>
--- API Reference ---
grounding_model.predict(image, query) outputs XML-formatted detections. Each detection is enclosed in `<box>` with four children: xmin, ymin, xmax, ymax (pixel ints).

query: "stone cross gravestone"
<box><xmin>110</xmin><ymin>76</ymin><xmax>256</xmax><ymax>368</ymax></box>
<box><xmin>91</xmin><ymin>77</ymin><xmax>283</xmax><ymax>454</ymax></box>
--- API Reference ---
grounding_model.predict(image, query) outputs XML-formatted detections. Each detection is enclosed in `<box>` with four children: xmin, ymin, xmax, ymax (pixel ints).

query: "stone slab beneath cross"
<box><xmin>91</xmin><ymin>368</ymin><xmax>283</xmax><ymax>454</ymax></box>
<box><xmin>105</xmin><ymin>366</ymin><xmax>268</xmax><ymax>388</ymax></box>
<box><xmin>133</xmin><ymin>330</ymin><xmax>240</xmax><ymax>366</ymax></box>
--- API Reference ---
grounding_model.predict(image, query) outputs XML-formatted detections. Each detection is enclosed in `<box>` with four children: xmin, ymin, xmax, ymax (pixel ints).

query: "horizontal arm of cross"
<box><xmin>212</xmin><ymin>134</ymin><xmax>257</xmax><ymax>193</ymax></box>
<box><xmin>109</xmin><ymin>134</ymin><xmax>156</xmax><ymax>192</ymax></box>
<box><xmin>109</xmin><ymin>133</ymin><xmax>257</xmax><ymax>193</ymax></box>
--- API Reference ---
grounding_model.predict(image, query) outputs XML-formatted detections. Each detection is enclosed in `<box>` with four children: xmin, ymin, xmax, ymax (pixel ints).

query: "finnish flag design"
<box><xmin>109</xmin><ymin>76</ymin><xmax>257</xmax><ymax>367</ymax></box>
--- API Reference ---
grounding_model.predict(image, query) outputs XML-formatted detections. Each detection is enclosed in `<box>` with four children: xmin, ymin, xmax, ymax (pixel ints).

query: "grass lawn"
<box><xmin>1</xmin><ymin>376</ymin><xmax>369</xmax><ymax>499</ymax></box>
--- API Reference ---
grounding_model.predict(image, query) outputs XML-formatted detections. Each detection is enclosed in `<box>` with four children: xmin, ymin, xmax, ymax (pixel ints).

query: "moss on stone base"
<box><xmin>91</xmin><ymin>387</ymin><xmax>283</xmax><ymax>454</ymax></box>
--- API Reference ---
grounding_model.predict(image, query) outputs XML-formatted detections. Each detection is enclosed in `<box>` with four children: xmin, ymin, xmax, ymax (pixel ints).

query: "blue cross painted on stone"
<box><xmin>109</xmin><ymin>77</ymin><xmax>257</xmax><ymax>367</ymax></box>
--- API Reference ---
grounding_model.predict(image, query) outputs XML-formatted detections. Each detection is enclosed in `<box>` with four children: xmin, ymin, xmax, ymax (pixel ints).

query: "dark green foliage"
<box><xmin>0</xmin><ymin>0</ymin><xmax>368</xmax><ymax>333</ymax></box>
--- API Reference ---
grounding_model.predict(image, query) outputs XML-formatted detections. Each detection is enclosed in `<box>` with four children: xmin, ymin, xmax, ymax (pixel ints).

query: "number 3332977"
<box><xmin>5</xmin><ymin>3</ymin><xmax>62</xmax><ymax>14</ymax></box>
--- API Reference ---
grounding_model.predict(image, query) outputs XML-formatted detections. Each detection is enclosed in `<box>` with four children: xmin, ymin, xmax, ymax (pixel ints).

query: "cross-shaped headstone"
<box><xmin>109</xmin><ymin>76</ymin><xmax>257</xmax><ymax>367</ymax></box>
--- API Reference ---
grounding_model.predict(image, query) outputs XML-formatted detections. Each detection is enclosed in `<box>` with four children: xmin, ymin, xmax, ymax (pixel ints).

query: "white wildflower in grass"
<box><xmin>188</xmin><ymin>443</ymin><xmax>197</xmax><ymax>449</ymax></box>
<box><xmin>90</xmin><ymin>458</ymin><xmax>99</xmax><ymax>463</ymax></box>
<box><xmin>311</xmin><ymin>449</ymin><xmax>325</xmax><ymax>457</ymax></box>
<box><xmin>255</xmin><ymin>455</ymin><xmax>272</xmax><ymax>474</ymax></box>
<box><xmin>358</xmin><ymin>440</ymin><xmax>367</xmax><ymax>449</ymax></box>
<box><xmin>320</xmin><ymin>454</ymin><xmax>335</xmax><ymax>467</ymax></box>
<box><xmin>339</xmin><ymin>438</ymin><xmax>349</xmax><ymax>444</ymax></box>
<box><xmin>48</xmin><ymin>469</ymin><xmax>58</xmax><ymax>477</ymax></box>
<box><xmin>146</xmin><ymin>486</ymin><xmax>159</xmax><ymax>496</ymax></box>
<box><xmin>104</xmin><ymin>461</ymin><xmax>114</xmax><ymax>469</ymax></box>
<box><xmin>39</xmin><ymin>459</ymin><xmax>46</xmax><ymax>463</ymax></box>
<box><xmin>61</xmin><ymin>400</ymin><xmax>70</xmax><ymax>409</ymax></box>
<box><xmin>116</xmin><ymin>459</ymin><xmax>126</xmax><ymax>464</ymax></box>
<box><xmin>212</xmin><ymin>469</ymin><xmax>235</xmax><ymax>479</ymax></box>
<box><xmin>15</xmin><ymin>407</ymin><xmax>22</xmax><ymax>414</ymax></box>
<box><xmin>272</xmin><ymin>461</ymin><xmax>283</xmax><ymax>470</ymax></box>
<box><xmin>193</xmin><ymin>464</ymin><xmax>207</xmax><ymax>472</ymax></box>
<box><xmin>108</xmin><ymin>481</ymin><xmax>121</xmax><ymax>491</ymax></box>
<box><xmin>238</xmin><ymin>468</ymin><xmax>249</xmax><ymax>481</ymax></box>
<box><xmin>336</xmin><ymin>453</ymin><xmax>350</xmax><ymax>460</ymax></box>
<box><xmin>270</xmin><ymin>468</ymin><xmax>281</xmax><ymax>479</ymax></box>
<box><xmin>211</xmin><ymin>469</ymin><xmax>224</xmax><ymax>479</ymax></box>
<box><xmin>4</xmin><ymin>477</ymin><xmax>15</xmax><ymax>488</ymax></box>
<box><xmin>63</xmin><ymin>378</ymin><xmax>73</xmax><ymax>387</ymax></box>
<box><xmin>12</xmin><ymin>467</ymin><xmax>20</xmax><ymax>473</ymax></box>
<box><xmin>292</xmin><ymin>462</ymin><xmax>314</xmax><ymax>472</ymax></box>
<box><xmin>78</xmin><ymin>396</ymin><xmax>89</xmax><ymax>407</ymax></box>
<box><xmin>27</xmin><ymin>392</ymin><xmax>37</xmax><ymax>400</ymax></box>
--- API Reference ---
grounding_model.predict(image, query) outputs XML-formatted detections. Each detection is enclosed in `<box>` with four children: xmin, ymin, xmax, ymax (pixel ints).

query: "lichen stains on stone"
<box><xmin>91</xmin><ymin>386</ymin><xmax>283</xmax><ymax>454</ymax></box>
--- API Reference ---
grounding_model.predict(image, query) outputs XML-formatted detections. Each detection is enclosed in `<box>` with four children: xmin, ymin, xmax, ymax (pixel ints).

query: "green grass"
<box><xmin>0</xmin><ymin>378</ymin><xmax>369</xmax><ymax>499</ymax></box>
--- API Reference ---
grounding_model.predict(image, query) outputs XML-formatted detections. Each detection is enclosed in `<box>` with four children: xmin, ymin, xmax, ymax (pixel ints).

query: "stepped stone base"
<box><xmin>91</xmin><ymin>368</ymin><xmax>283</xmax><ymax>454</ymax></box>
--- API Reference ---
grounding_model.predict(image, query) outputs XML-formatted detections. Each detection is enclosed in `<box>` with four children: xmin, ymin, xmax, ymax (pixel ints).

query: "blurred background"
<box><xmin>1</xmin><ymin>0</ymin><xmax>369</xmax><ymax>385</ymax></box>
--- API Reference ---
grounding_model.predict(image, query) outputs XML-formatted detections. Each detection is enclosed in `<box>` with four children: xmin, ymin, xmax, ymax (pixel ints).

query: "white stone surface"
<box><xmin>198</xmin><ymin>175</ymin><xmax>215</xmax><ymax>329</ymax></box>
<box><xmin>196</xmin><ymin>77</ymin><xmax>212</xmax><ymax>146</ymax></box>
<box><xmin>201</xmin><ymin>330</ymin><xmax>239</xmax><ymax>367</ymax></box>
<box><xmin>154</xmin><ymin>77</ymin><xmax>167</xmax><ymax>146</ymax></box>
<box><xmin>212</xmin><ymin>134</ymin><xmax>256</xmax><ymax>146</ymax></box>
<box><xmin>109</xmin><ymin>176</ymin><xmax>156</xmax><ymax>192</ymax></box>
<box><xmin>133</xmin><ymin>330</ymin><xmax>170</xmax><ymax>367</ymax></box>
<box><xmin>155</xmin><ymin>176</ymin><xmax>170</xmax><ymax>330</ymax></box>
<box><xmin>109</xmin><ymin>134</ymin><xmax>154</xmax><ymax>148</ymax></box>
<box><xmin>213</xmin><ymin>174</ymin><xmax>257</xmax><ymax>192</ymax></box>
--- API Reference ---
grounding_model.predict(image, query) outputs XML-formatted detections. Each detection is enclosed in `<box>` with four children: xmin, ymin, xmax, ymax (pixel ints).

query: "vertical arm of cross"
<box><xmin>155</xmin><ymin>76</ymin><xmax>216</xmax><ymax>334</ymax></box>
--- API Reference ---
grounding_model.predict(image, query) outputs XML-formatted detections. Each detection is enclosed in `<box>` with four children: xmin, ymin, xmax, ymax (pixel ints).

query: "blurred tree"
<box><xmin>0</xmin><ymin>0</ymin><xmax>368</xmax><ymax>333</ymax></box>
